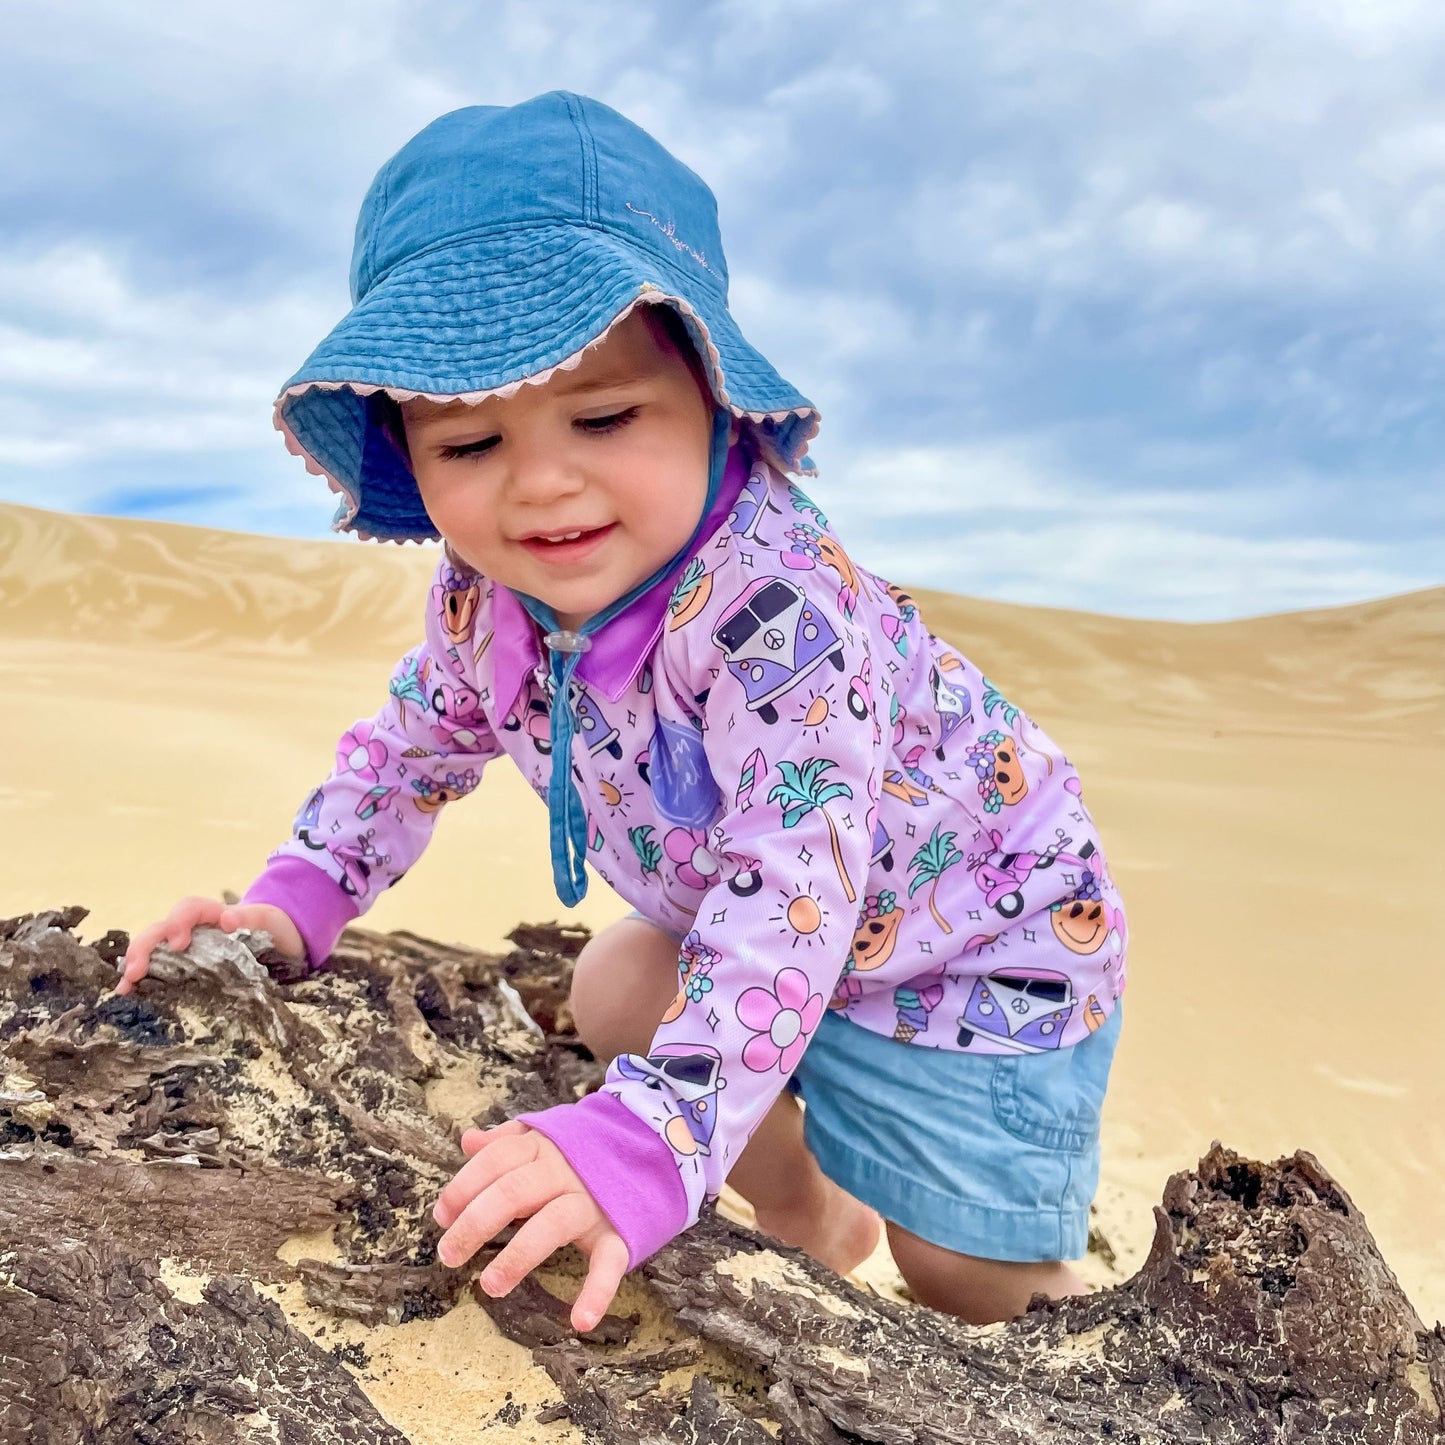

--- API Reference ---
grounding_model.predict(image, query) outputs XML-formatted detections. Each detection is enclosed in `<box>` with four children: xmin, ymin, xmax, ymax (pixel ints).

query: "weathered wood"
<box><xmin>2</xmin><ymin>905</ymin><xmax>1440</xmax><ymax>1445</ymax></box>
<box><xmin>0</xmin><ymin>1237</ymin><xmax>409</xmax><ymax>1444</ymax></box>
<box><xmin>640</xmin><ymin>1155</ymin><xmax>1445</xmax><ymax>1444</ymax></box>
<box><xmin>0</xmin><ymin>1155</ymin><xmax>350</xmax><ymax>1282</ymax></box>
<box><xmin>295</xmin><ymin>1258</ymin><xmax>469</xmax><ymax>1326</ymax></box>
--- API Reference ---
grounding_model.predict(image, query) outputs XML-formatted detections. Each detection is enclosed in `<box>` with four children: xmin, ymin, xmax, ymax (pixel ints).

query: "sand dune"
<box><xmin>3</xmin><ymin>498</ymin><xmax>1440</xmax><ymax>1326</ymax></box>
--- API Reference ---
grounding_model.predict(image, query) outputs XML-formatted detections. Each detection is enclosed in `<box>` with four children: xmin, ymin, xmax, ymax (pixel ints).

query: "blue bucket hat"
<box><xmin>276</xmin><ymin>90</ymin><xmax>820</xmax><ymax>542</ymax></box>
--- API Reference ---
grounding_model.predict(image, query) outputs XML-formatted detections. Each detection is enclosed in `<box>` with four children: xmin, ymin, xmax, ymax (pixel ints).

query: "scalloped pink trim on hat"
<box><xmin>273</xmin><ymin>289</ymin><xmax>822</xmax><ymax>544</ymax></box>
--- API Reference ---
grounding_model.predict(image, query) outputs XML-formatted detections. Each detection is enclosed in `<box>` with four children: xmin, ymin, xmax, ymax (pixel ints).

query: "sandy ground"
<box><xmin>3</xmin><ymin>498</ymin><xmax>1440</xmax><ymax>1437</ymax></box>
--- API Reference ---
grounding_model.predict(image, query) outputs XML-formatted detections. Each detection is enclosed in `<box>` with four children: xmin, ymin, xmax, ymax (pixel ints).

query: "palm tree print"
<box><xmin>981</xmin><ymin>677</ymin><xmax>1021</xmax><ymax>730</ymax></box>
<box><xmin>907</xmin><ymin>824</ymin><xmax>965</xmax><ymax>933</ymax></box>
<box><xmin>628</xmin><ymin>824</ymin><xmax>663</xmax><ymax>877</ymax></box>
<box><xmin>768</xmin><ymin>758</ymin><xmax>857</xmax><ymax>904</ymax></box>
<box><xmin>788</xmin><ymin>485</ymin><xmax>829</xmax><ymax>528</ymax></box>
<box><xmin>389</xmin><ymin>651</ymin><xmax>429</xmax><ymax>711</ymax></box>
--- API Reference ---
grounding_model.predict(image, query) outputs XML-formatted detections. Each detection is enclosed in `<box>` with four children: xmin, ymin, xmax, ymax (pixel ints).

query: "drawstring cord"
<box><xmin>541</xmin><ymin>628</ymin><xmax>592</xmax><ymax>905</ymax></box>
<box><xmin>517</xmin><ymin>408</ymin><xmax>732</xmax><ymax>906</ymax></box>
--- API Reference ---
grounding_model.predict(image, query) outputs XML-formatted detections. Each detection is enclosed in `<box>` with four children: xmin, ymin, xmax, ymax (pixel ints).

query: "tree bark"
<box><xmin>2</xmin><ymin>906</ymin><xmax>1440</xmax><ymax>1444</ymax></box>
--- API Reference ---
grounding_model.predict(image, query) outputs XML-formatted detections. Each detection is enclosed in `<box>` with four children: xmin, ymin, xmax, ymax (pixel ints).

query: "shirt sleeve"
<box><xmin>522</xmin><ymin>537</ymin><xmax>888</xmax><ymax>1262</ymax></box>
<box><xmin>243</xmin><ymin>557</ymin><xmax>502</xmax><ymax>968</ymax></box>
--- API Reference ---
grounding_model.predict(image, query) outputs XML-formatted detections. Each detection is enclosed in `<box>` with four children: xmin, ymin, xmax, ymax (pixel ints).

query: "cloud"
<box><xmin>0</xmin><ymin>0</ymin><xmax>1439</xmax><ymax>617</ymax></box>
<box><xmin>823</xmin><ymin>439</ymin><xmax>1440</xmax><ymax>619</ymax></box>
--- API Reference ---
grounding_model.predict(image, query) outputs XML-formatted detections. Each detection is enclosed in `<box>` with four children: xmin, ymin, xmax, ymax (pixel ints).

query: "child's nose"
<box><xmin>503</xmin><ymin>446</ymin><xmax>586</xmax><ymax>505</ymax></box>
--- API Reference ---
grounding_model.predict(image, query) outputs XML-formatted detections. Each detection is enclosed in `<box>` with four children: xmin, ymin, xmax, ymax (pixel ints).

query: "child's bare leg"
<box><xmin>569</xmin><ymin>917</ymin><xmax>878</xmax><ymax>1275</ymax></box>
<box><xmin>722</xmin><ymin>1087</ymin><xmax>880</xmax><ymax>1276</ymax></box>
<box><xmin>885</xmin><ymin>1220</ymin><xmax>1088</xmax><ymax>1326</ymax></box>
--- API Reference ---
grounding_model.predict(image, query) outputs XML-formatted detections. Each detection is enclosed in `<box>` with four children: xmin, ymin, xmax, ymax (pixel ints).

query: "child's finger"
<box><xmin>433</xmin><ymin>1129</ymin><xmax>536</xmax><ymax>1227</ymax></box>
<box><xmin>570</xmin><ymin>1231</ymin><xmax>630</xmax><ymax>1333</ymax></box>
<box><xmin>116</xmin><ymin>924</ymin><xmax>166</xmax><ymax>994</ymax></box>
<box><xmin>460</xmin><ymin>1119</ymin><xmax>527</xmax><ymax>1157</ymax></box>
<box><xmin>475</xmin><ymin>1196</ymin><xmax>580</xmax><ymax>1297</ymax></box>
<box><xmin>436</xmin><ymin>1163</ymin><xmax>554</xmax><ymax>1269</ymax></box>
<box><xmin>113</xmin><ymin>954</ymin><xmax>149</xmax><ymax>996</ymax></box>
<box><xmin>169</xmin><ymin>897</ymin><xmax>225</xmax><ymax>949</ymax></box>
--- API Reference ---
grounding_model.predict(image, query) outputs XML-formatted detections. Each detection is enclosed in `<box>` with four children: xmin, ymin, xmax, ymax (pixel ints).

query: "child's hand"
<box><xmin>433</xmin><ymin>1120</ymin><xmax>629</xmax><ymax>1334</ymax></box>
<box><xmin>115</xmin><ymin>898</ymin><xmax>305</xmax><ymax>995</ymax></box>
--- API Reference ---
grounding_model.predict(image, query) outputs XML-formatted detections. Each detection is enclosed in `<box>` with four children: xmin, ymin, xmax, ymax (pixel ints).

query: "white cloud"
<box><xmin>0</xmin><ymin>245</ymin><xmax>339</xmax><ymax>457</ymax></box>
<box><xmin>820</xmin><ymin>438</ymin><xmax>1437</xmax><ymax>619</ymax></box>
<box><xmin>0</xmin><ymin>0</ymin><xmax>1439</xmax><ymax>617</ymax></box>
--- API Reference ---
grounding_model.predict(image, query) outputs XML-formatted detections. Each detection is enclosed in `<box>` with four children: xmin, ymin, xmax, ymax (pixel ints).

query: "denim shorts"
<box><xmin>787</xmin><ymin>1002</ymin><xmax>1122</xmax><ymax>1263</ymax></box>
<box><xmin>622</xmin><ymin>912</ymin><xmax>1121</xmax><ymax>1263</ymax></box>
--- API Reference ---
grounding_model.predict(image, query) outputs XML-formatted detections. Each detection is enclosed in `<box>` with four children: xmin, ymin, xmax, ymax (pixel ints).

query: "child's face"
<box><xmin>402</xmin><ymin>309</ymin><xmax>714</xmax><ymax>631</ymax></box>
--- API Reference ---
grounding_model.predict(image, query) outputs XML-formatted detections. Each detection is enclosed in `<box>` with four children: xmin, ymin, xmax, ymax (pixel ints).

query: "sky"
<box><xmin>2</xmin><ymin>0</ymin><xmax>1442</xmax><ymax>621</ymax></box>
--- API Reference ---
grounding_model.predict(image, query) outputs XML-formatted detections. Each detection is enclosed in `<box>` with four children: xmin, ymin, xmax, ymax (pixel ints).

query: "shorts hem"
<box><xmin>803</xmin><ymin>1122</ymin><xmax>1089</xmax><ymax>1264</ymax></box>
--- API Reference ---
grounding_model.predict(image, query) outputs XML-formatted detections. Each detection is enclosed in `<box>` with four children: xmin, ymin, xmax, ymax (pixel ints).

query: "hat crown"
<box><xmin>350</xmin><ymin>91</ymin><xmax>729</xmax><ymax>304</ymax></box>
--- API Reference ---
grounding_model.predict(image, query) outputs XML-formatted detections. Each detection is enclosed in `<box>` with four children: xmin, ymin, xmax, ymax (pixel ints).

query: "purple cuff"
<box><xmin>241</xmin><ymin>855</ymin><xmax>360</xmax><ymax>969</ymax></box>
<box><xmin>517</xmin><ymin>1091</ymin><xmax>690</xmax><ymax>1270</ymax></box>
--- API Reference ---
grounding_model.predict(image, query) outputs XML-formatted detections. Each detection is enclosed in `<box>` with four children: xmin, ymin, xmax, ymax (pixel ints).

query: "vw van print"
<box><xmin>296</xmin><ymin>788</ymin><xmax>327</xmax><ymax>850</ymax></box>
<box><xmin>502</xmin><ymin>684</ymin><xmax>622</xmax><ymax>760</ymax></box>
<box><xmin>712</xmin><ymin>578</ymin><xmax>846</xmax><ymax>724</ymax></box>
<box><xmin>571</xmin><ymin>683</ymin><xmax>623</xmax><ymax>760</ymax></box>
<box><xmin>956</xmin><ymin>968</ymin><xmax>1077</xmax><ymax>1052</ymax></box>
<box><xmin>615</xmin><ymin>1044</ymin><xmax>727</xmax><ymax>1155</ymax></box>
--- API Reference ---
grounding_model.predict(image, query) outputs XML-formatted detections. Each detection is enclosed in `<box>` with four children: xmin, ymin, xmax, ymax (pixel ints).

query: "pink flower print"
<box><xmin>737</xmin><ymin>968</ymin><xmax>825</xmax><ymax>1075</ymax></box>
<box><xmin>664</xmin><ymin>827</ymin><xmax>719</xmax><ymax>891</ymax></box>
<box><xmin>338</xmin><ymin>721</ymin><xmax>389</xmax><ymax>784</ymax></box>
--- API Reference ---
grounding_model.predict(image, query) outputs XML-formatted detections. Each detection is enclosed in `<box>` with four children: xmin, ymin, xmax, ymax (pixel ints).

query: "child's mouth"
<box><xmin>519</xmin><ymin>524</ymin><xmax>615</xmax><ymax>562</ymax></box>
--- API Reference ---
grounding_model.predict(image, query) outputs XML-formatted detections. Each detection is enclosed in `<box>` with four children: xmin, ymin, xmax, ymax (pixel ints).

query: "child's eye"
<box><xmin>577</xmin><ymin>406</ymin><xmax>640</xmax><ymax>434</ymax></box>
<box><xmin>436</xmin><ymin>437</ymin><xmax>499</xmax><ymax>461</ymax></box>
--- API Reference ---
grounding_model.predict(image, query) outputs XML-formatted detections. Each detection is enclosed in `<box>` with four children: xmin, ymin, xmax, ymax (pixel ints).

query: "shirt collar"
<box><xmin>489</xmin><ymin>442</ymin><xmax>751</xmax><ymax>712</ymax></box>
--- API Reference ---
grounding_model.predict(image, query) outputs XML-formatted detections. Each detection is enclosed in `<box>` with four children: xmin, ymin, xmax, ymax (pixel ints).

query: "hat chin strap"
<box><xmin>512</xmin><ymin>407</ymin><xmax>732</xmax><ymax>907</ymax></box>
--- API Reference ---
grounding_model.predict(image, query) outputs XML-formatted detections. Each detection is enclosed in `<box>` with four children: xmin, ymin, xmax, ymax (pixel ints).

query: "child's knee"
<box><xmin>884</xmin><ymin>1221</ymin><xmax>1084</xmax><ymax>1325</ymax></box>
<box><xmin>569</xmin><ymin>916</ymin><xmax>680</xmax><ymax>1061</ymax></box>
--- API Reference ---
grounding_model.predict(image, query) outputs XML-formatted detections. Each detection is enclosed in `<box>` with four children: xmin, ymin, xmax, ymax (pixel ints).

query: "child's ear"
<box><xmin>373</xmin><ymin>392</ymin><xmax>412</xmax><ymax>462</ymax></box>
<box><xmin>727</xmin><ymin>418</ymin><xmax>740</xmax><ymax>446</ymax></box>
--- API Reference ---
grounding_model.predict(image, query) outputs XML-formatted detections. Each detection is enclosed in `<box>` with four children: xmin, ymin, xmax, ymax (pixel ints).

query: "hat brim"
<box><xmin>276</xmin><ymin>225</ymin><xmax>819</xmax><ymax>542</ymax></box>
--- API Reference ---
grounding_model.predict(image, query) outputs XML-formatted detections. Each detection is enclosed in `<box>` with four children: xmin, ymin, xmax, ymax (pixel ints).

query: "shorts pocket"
<box><xmin>988</xmin><ymin>1020</ymin><xmax>1117</xmax><ymax>1153</ymax></box>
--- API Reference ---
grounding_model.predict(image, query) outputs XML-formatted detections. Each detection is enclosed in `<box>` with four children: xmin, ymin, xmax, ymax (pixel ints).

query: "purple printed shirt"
<box><xmin>245</xmin><ymin>446</ymin><xmax>1128</xmax><ymax>1267</ymax></box>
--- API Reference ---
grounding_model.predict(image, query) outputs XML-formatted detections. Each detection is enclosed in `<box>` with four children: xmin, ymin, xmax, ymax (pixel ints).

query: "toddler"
<box><xmin>119</xmin><ymin>92</ymin><xmax>1127</xmax><ymax>1331</ymax></box>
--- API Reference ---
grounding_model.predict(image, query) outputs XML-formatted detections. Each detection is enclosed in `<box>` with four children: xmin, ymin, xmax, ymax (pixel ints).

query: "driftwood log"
<box><xmin>0</xmin><ymin>906</ymin><xmax>1440</xmax><ymax>1444</ymax></box>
